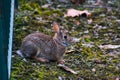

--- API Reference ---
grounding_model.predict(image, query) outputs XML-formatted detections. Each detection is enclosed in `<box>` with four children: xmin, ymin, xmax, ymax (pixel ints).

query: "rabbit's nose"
<box><xmin>72</xmin><ymin>37</ymin><xmax>80</xmax><ymax>42</ymax></box>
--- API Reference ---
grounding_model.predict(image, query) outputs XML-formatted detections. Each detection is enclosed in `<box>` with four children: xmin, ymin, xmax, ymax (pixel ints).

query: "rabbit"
<box><xmin>16</xmin><ymin>22</ymin><xmax>80</xmax><ymax>64</ymax></box>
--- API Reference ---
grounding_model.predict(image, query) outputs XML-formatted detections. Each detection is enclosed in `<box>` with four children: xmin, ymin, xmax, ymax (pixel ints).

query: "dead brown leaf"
<box><xmin>74</xmin><ymin>20</ymin><xmax>80</xmax><ymax>25</ymax></box>
<box><xmin>64</xmin><ymin>8</ymin><xmax>91</xmax><ymax>17</ymax></box>
<box><xmin>99</xmin><ymin>44</ymin><xmax>120</xmax><ymax>49</ymax></box>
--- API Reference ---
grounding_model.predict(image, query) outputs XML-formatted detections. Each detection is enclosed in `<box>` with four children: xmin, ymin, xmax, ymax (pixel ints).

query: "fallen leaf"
<box><xmin>74</xmin><ymin>20</ymin><xmax>80</xmax><ymax>25</ymax></box>
<box><xmin>64</xmin><ymin>8</ymin><xmax>91</xmax><ymax>17</ymax></box>
<box><xmin>58</xmin><ymin>76</ymin><xmax>63</xmax><ymax>80</ymax></box>
<box><xmin>41</xmin><ymin>4</ymin><xmax>51</xmax><ymax>8</ymax></box>
<box><xmin>116</xmin><ymin>20</ymin><xmax>120</xmax><ymax>23</ymax></box>
<box><xmin>82</xmin><ymin>43</ymin><xmax>94</xmax><ymax>48</ymax></box>
<box><xmin>82</xmin><ymin>35</ymin><xmax>91</xmax><ymax>38</ymax></box>
<box><xmin>99</xmin><ymin>44</ymin><xmax>120</xmax><ymax>49</ymax></box>
<box><xmin>58</xmin><ymin>64</ymin><xmax>79</xmax><ymax>74</ymax></box>
<box><xmin>115</xmin><ymin>77</ymin><xmax>119</xmax><ymax>80</ymax></box>
<box><xmin>72</xmin><ymin>37</ymin><xmax>80</xmax><ymax>42</ymax></box>
<box><xmin>91</xmin><ymin>68</ymin><xmax>96</xmax><ymax>72</ymax></box>
<box><xmin>87</xmin><ymin>19</ymin><xmax>93</xmax><ymax>24</ymax></box>
<box><xmin>84</xmin><ymin>30</ymin><xmax>89</xmax><ymax>33</ymax></box>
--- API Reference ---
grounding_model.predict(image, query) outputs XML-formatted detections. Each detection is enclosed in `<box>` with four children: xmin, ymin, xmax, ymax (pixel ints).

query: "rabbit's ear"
<box><xmin>53</xmin><ymin>22</ymin><xmax>60</xmax><ymax>33</ymax></box>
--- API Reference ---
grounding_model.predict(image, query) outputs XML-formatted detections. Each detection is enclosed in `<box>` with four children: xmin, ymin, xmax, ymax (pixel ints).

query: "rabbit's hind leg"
<box><xmin>33</xmin><ymin>56</ymin><xmax>49</xmax><ymax>63</ymax></box>
<box><xmin>32</xmin><ymin>48</ymin><xmax>49</xmax><ymax>63</ymax></box>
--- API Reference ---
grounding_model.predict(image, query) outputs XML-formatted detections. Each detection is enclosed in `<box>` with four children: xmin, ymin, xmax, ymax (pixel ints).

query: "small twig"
<box><xmin>65</xmin><ymin>49</ymin><xmax>75</xmax><ymax>54</ymax></box>
<box><xmin>58</xmin><ymin>64</ymin><xmax>79</xmax><ymax>74</ymax></box>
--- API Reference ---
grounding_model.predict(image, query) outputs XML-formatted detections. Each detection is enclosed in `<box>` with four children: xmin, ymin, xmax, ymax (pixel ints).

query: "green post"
<box><xmin>0</xmin><ymin>19</ymin><xmax>8</xmax><ymax>80</ymax></box>
<box><xmin>0</xmin><ymin>0</ymin><xmax>10</xmax><ymax>80</ymax></box>
<box><xmin>0</xmin><ymin>0</ymin><xmax>15</xmax><ymax>80</ymax></box>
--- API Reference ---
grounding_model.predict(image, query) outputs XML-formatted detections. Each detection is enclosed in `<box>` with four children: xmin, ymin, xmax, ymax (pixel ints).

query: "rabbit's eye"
<box><xmin>64</xmin><ymin>36</ymin><xmax>67</xmax><ymax>39</ymax></box>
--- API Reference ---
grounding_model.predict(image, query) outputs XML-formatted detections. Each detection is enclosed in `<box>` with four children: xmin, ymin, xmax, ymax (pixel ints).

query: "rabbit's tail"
<box><xmin>16</xmin><ymin>50</ymin><xmax>27</xmax><ymax>62</ymax></box>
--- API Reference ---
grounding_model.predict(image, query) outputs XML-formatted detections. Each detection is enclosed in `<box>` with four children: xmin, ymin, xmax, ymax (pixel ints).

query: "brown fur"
<box><xmin>17</xmin><ymin>22</ymin><xmax>73</xmax><ymax>64</ymax></box>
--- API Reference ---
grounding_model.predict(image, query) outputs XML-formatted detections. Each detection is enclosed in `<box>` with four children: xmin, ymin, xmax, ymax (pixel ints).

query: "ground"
<box><xmin>11</xmin><ymin>0</ymin><xmax>120</xmax><ymax>80</ymax></box>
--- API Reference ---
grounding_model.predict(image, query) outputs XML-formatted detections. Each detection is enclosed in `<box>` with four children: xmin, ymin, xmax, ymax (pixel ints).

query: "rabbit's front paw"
<box><xmin>58</xmin><ymin>59</ymin><xmax>65</xmax><ymax>64</ymax></box>
<box><xmin>40</xmin><ymin>58</ymin><xmax>49</xmax><ymax>63</ymax></box>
